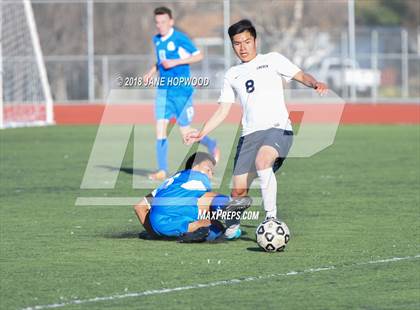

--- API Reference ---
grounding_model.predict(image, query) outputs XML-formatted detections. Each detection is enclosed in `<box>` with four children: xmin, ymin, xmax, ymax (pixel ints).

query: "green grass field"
<box><xmin>1</xmin><ymin>124</ymin><xmax>419</xmax><ymax>310</ymax></box>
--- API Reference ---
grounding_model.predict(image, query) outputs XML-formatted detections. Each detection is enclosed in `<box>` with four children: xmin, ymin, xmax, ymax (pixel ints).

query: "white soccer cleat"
<box><xmin>224</xmin><ymin>224</ymin><xmax>241</xmax><ymax>240</ymax></box>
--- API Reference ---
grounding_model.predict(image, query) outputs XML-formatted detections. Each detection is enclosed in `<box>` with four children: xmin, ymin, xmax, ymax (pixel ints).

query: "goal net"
<box><xmin>1</xmin><ymin>0</ymin><xmax>54</xmax><ymax>129</ymax></box>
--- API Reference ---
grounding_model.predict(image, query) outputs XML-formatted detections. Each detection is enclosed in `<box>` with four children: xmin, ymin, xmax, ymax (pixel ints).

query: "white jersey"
<box><xmin>218</xmin><ymin>52</ymin><xmax>301</xmax><ymax>136</ymax></box>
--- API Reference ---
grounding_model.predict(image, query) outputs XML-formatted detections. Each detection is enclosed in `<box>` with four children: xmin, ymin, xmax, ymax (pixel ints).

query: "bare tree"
<box><xmin>231</xmin><ymin>0</ymin><xmax>346</xmax><ymax>68</ymax></box>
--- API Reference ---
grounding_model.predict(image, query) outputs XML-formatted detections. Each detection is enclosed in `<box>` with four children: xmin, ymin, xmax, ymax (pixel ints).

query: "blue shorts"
<box><xmin>149</xmin><ymin>204</ymin><xmax>199</xmax><ymax>237</ymax></box>
<box><xmin>155</xmin><ymin>88</ymin><xmax>194</xmax><ymax>127</ymax></box>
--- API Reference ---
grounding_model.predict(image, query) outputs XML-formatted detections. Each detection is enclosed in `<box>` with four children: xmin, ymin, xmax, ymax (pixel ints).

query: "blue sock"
<box><xmin>210</xmin><ymin>194</ymin><xmax>231</xmax><ymax>212</ymax></box>
<box><xmin>200</xmin><ymin>136</ymin><xmax>217</xmax><ymax>154</ymax></box>
<box><xmin>206</xmin><ymin>220</ymin><xmax>225</xmax><ymax>241</ymax></box>
<box><xmin>156</xmin><ymin>138</ymin><xmax>168</xmax><ymax>172</ymax></box>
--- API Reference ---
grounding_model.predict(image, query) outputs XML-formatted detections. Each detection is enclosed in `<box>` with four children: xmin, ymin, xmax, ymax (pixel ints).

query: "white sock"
<box><xmin>257</xmin><ymin>168</ymin><xmax>277</xmax><ymax>218</ymax></box>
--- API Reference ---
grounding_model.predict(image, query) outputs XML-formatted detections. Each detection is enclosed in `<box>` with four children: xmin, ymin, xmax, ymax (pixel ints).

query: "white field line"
<box><xmin>21</xmin><ymin>254</ymin><xmax>420</xmax><ymax>310</ymax></box>
<box><xmin>75</xmin><ymin>197</ymin><xmax>264</xmax><ymax>206</ymax></box>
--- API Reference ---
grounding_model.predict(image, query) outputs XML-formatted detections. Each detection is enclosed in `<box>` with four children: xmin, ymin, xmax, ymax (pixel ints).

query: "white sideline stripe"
<box><xmin>75</xmin><ymin>197</ymin><xmax>142</xmax><ymax>206</ymax></box>
<box><xmin>75</xmin><ymin>197</ymin><xmax>263</xmax><ymax>206</ymax></box>
<box><xmin>21</xmin><ymin>254</ymin><xmax>420</xmax><ymax>310</ymax></box>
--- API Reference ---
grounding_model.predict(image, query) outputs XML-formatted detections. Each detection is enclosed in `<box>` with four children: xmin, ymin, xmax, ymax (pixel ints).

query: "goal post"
<box><xmin>0</xmin><ymin>0</ymin><xmax>54</xmax><ymax>129</ymax></box>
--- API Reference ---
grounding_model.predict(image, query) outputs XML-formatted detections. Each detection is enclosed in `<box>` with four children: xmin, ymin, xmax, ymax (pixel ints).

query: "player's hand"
<box><xmin>184</xmin><ymin>130</ymin><xmax>202</xmax><ymax>145</ymax></box>
<box><xmin>142</xmin><ymin>72</ymin><xmax>154</xmax><ymax>85</ymax></box>
<box><xmin>161</xmin><ymin>59</ymin><xmax>180</xmax><ymax>69</ymax></box>
<box><xmin>182</xmin><ymin>128</ymin><xmax>198</xmax><ymax>145</ymax></box>
<box><xmin>314</xmin><ymin>82</ymin><xmax>328</xmax><ymax>96</ymax></box>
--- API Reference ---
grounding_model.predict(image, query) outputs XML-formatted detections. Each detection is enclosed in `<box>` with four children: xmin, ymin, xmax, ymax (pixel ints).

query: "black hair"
<box><xmin>185</xmin><ymin>152</ymin><xmax>216</xmax><ymax>170</ymax></box>
<box><xmin>228</xmin><ymin>19</ymin><xmax>257</xmax><ymax>41</ymax></box>
<box><xmin>154</xmin><ymin>6</ymin><xmax>172</xmax><ymax>19</ymax></box>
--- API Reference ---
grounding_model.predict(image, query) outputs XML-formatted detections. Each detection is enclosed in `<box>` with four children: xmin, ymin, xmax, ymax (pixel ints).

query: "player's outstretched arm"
<box><xmin>184</xmin><ymin>101</ymin><xmax>233</xmax><ymax>145</ymax></box>
<box><xmin>161</xmin><ymin>52</ymin><xmax>204</xmax><ymax>69</ymax></box>
<box><xmin>178</xmin><ymin>51</ymin><xmax>203</xmax><ymax>65</ymax></box>
<box><xmin>293</xmin><ymin>71</ymin><xmax>328</xmax><ymax>95</ymax></box>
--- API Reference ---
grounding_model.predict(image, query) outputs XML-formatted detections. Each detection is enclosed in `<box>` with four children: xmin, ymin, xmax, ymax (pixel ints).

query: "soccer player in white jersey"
<box><xmin>186</xmin><ymin>19</ymin><xmax>327</xmax><ymax>238</ymax></box>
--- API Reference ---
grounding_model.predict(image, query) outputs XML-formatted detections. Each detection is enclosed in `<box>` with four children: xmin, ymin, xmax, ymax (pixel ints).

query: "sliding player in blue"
<box><xmin>143</xmin><ymin>7</ymin><xmax>219</xmax><ymax>181</ymax></box>
<box><xmin>134</xmin><ymin>152</ymin><xmax>252</xmax><ymax>242</ymax></box>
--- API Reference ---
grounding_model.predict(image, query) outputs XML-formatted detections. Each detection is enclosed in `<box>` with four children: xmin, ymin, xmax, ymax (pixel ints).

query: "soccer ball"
<box><xmin>256</xmin><ymin>219</ymin><xmax>290</xmax><ymax>252</ymax></box>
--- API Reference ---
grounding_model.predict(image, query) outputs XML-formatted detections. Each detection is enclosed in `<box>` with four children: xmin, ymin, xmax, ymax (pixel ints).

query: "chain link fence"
<box><xmin>28</xmin><ymin>0</ymin><xmax>420</xmax><ymax>103</ymax></box>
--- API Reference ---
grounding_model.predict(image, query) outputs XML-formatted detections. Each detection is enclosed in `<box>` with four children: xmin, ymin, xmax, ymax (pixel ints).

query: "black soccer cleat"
<box><xmin>178</xmin><ymin>227</ymin><xmax>210</xmax><ymax>243</ymax></box>
<box><xmin>225</xmin><ymin>196</ymin><xmax>253</xmax><ymax>213</ymax></box>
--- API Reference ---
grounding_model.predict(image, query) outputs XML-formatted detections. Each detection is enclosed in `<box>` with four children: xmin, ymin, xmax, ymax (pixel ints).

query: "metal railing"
<box><xmin>4</xmin><ymin>0</ymin><xmax>420</xmax><ymax>103</ymax></box>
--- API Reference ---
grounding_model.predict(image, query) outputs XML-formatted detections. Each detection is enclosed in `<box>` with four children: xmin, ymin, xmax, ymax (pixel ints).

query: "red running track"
<box><xmin>52</xmin><ymin>103</ymin><xmax>420</xmax><ymax>125</ymax></box>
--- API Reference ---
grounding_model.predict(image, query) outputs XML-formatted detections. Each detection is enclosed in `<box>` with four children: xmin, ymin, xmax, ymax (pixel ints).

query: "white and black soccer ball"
<box><xmin>256</xmin><ymin>219</ymin><xmax>290</xmax><ymax>252</ymax></box>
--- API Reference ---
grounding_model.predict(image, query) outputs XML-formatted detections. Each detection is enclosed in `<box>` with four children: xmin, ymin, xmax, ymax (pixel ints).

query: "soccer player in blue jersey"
<box><xmin>143</xmin><ymin>7</ymin><xmax>219</xmax><ymax>181</ymax></box>
<box><xmin>134</xmin><ymin>152</ymin><xmax>252</xmax><ymax>242</ymax></box>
